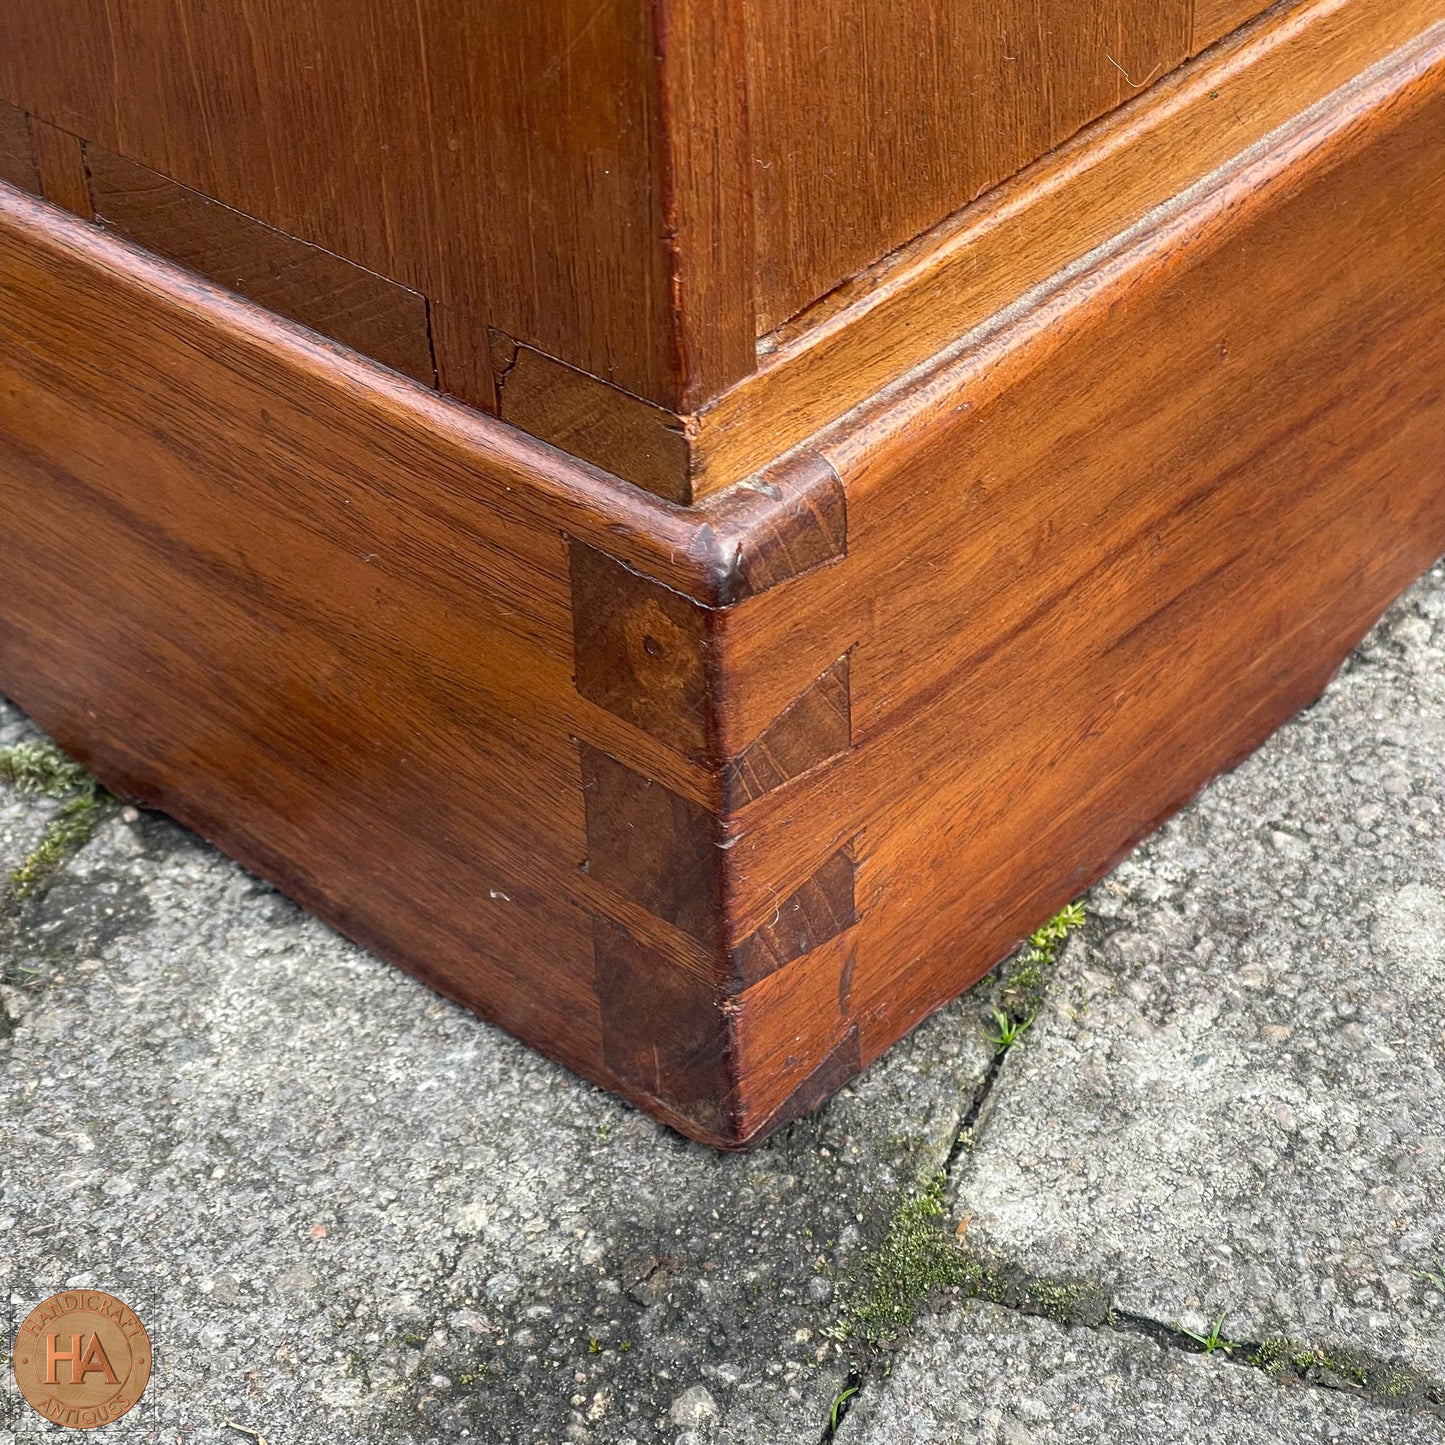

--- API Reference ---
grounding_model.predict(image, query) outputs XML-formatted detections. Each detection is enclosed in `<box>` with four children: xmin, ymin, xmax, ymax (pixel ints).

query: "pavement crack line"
<box><xmin>818</xmin><ymin>901</ymin><xmax>1445</xmax><ymax>1434</ymax></box>
<box><xmin>816</xmin><ymin>905</ymin><xmax>1090</xmax><ymax>1440</ymax></box>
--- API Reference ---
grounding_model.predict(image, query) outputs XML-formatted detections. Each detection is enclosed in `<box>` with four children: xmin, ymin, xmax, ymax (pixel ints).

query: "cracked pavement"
<box><xmin>2</xmin><ymin>557</ymin><xmax>1444</xmax><ymax>1444</ymax></box>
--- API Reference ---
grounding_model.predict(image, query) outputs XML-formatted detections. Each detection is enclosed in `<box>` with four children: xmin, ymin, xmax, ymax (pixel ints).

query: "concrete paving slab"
<box><xmin>837</xmin><ymin>1302</ymin><xmax>1445</xmax><ymax>1445</ymax></box>
<box><xmin>0</xmin><ymin>783</ymin><xmax>993</xmax><ymax>1444</ymax></box>
<box><xmin>948</xmin><ymin>563</ymin><xmax>1445</xmax><ymax>1381</ymax></box>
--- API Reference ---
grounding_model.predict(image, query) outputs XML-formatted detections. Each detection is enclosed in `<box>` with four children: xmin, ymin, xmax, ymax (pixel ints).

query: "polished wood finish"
<box><xmin>683</xmin><ymin>0</ymin><xmax>1445</xmax><ymax>498</ymax></box>
<box><xmin>0</xmin><ymin>0</ymin><xmax>1307</xmax><ymax>427</ymax></box>
<box><xmin>743</xmin><ymin>0</ymin><xmax>1193</xmax><ymax>332</ymax></box>
<box><xmin>1195</xmin><ymin>0</ymin><xmax>1277</xmax><ymax>51</ymax></box>
<box><xmin>2</xmin><ymin>10</ymin><xmax>1442</xmax><ymax>1144</ymax></box>
<box><xmin>32</xmin><ymin>119</ymin><xmax>91</xmax><ymax>220</ymax></box>
<box><xmin>0</xmin><ymin>101</ymin><xmax>36</xmax><ymax>194</ymax></box>
<box><xmin>88</xmin><ymin>146</ymin><xmax>436</xmax><ymax>387</ymax></box>
<box><xmin>0</xmin><ymin>0</ymin><xmax>704</xmax><ymax>406</ymax></box>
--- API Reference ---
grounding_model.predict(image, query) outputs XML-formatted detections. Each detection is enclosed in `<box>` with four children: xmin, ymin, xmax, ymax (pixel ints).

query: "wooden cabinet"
<box><xmin>0</xmin><ymin>0</ymin><xmax>1273</xmax><ymax>418</ymax></box>
<box><xmin>1</xmin><ymin>0</ymin><xmax>1443</xmax><ymax>1143</ymax></box>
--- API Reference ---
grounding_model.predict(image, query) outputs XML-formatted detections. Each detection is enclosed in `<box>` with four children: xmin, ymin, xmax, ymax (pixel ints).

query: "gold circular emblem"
<box><xmin>12</xmin><ymin>1290</ymin><xmax>152</xmax><ymax>1430</ymax></box>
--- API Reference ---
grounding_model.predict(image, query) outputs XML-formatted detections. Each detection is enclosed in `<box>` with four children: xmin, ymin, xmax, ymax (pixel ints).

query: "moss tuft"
<box><xmin>1024</xmin><ymin>1279</ymin><xmax>1108</xmax><ymax>1324</ymax></box>
<box><xmin>8</xmin><ymin>794</ymin><xmax>102</xmax><ymax>904</ymax></box>
<box><xmin>1249</xmin><ymin>1336</ymin><xmax>1300</xmax><ymax>1371</ymax></box>
<box><xmin>0</xmin><ymin>741</ymin><xmax>94</xmax><ymax>799</ymax></box>
<box><xmin>835</xmin><ymin>1172</ymin><xmax>980</xmax><ymax>1345</ymax></box>
<box><xmin>0</xmin><ymin>741</ymin><xmax>104</xmax><ymax>912</ymax></box>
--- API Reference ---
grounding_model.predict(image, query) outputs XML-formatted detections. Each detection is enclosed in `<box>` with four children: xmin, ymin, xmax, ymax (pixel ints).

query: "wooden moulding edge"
<box><xmin>683</xmin><ymin>0</ymin><xmax>1445</xmax><ymax>495</ymax></box>
<box><xmin>816</xmin><ymin>19</ymin><xmax>1445</xmax><ymax>480</ymax></box>
<box><xmin>0</xmin><ymin>179</ymin><xmax>848</xmax><ymax>613</ymax></box>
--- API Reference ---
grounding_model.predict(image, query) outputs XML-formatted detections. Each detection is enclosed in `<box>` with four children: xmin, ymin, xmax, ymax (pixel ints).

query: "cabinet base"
<box><xmin>1</xmin><ymin>30</ymin><xmax>1443</xmax><ymax>1145</ymax></box>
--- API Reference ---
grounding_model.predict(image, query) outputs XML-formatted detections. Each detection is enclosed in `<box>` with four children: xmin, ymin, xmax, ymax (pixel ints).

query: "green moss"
<box><xmin>831</xmin><ymin>904</ymin><xmax>1095</xmax><ymax>1351</ymax></box>
<box><xmin>0</xmin><ymin>740</ymin><xmax>105</xmax><ymax>911</ymax></box>
<box><xmin>1311</xmin><ymin>1351</ymin><xmax>1369</xmax><ymax>1386</ymax></box>
<box><xmin>832</xmin><ymin>1162</ymin><xmax>1111</xmax><ymax>1349</ymax></box>
<box><xmin>1253</xmin><ymin>1340</ymin><xmax>1428</xmax><ymax>1401</ymax></box>
<box><xmin>1025</xmin><ymin>1279</ymin><xmax>1104</xmax><ymax>1324</ymax></box>
<box><xmin>1030</xmin><ymin>902</ymin><xmax>1087</xmax><ymax>950</ymax></box>
<box><xmin>1249</xmin><ymin>1337</ymin><xmax>1299</xmax><ymax>1371</ymax></box>
<box><xmin>1380</xmin><ymin>1367</ymin><xmax>1417</xmax><ymax>1398</ymax></box>
<box><xmin>835</xmin><ymin>1171</ymin><xmax>981</xmax><ymax>1345</ymax></box>
<box><xmin>1004</xmin><ymin>963</ymin><xmax>1044</xmax><ymax>994</ymax></box>
<box><xmin>8</xmin><ymin>793</ymin><xmax>101</xmax><ymax>904</ymax></box>
<box><xmin>0</xmin><ymin>741</ymin><xmax>94</xmax><ymax>799</ymax></box>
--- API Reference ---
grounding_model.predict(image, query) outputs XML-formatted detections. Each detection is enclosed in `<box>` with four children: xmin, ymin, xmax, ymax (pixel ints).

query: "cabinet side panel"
<box><xmin>0</xmin><ymin>0</ymin><xmax>682</xmax><ymax>402</ymax></box>
<box><xmin>0</xmin><ymin>192</ymin><xmax>643</xmax><ymax>1086</ymax></box>
<box><xmin>744</xmin><ymin>0</ymin><xmax>1192</xmax><ymax>332</ymax></box>
<box><xmin>725</xmin><ymin>43</ymin><xmax>1445</xmax><ymax>1105</ymax></box>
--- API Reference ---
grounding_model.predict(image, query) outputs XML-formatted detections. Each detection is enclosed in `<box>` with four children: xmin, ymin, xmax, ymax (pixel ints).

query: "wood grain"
<box><xmin>593</xmin><ymin>918</ymin><xmax>730</xmax><ymax>1136</ymax></box>
<box><xmin>0</xmin><ymin>0</ymin><xmax>1221</xmax><ymax>418</ymax></box>
<box><xmin>722</xmin><ymin>657</ymin><xmax>851</xmax><ymax>809</ymax></box>
<box><xmin>1194</xmin><ymin>0</ymin><xmax>1276</xmax><ymax>51</ymax></box>
<box><xmin>0</xmin><ymin>185</ymin><xmax>716</xmax><ymax>1130</ymax></box>
<box><xmin>498</xmin><ymin>340</ymin><xmax>693</xmax><ymax>504</ymax></box>
<box><xmin>87</xmin><ymin>145</ymin><xmax>435</xmax><ymax>386</ymax></box>
<box><xmin>689</xmin><ymin>0</ymin><xmax>1445</xmax><ymax>496</ymax></box>
<box><xmin>729</xmin><ymin>848</ymin><xmax>856</xmax><ymax>989</ymax></box>
<box><xmin>743</xmin><ymin>0</ymin><xmax>1191</xmax><ymax>332</ymax></box>
<box><xmin>570</xmin><ymin>542</ymin><xmax>716</xmax><ymax>760</ymax></box>
<box><xmin>748</xmin><ymin>29</ymin><xmax>1445</xmax><ymax>1083</ymax></box>
<box><xmin>0</xmin><ymin>0</ymin><xmax>707</xmax><ymax>407</ymax></box>
<box><xmin>652</xmin><ymin>0</ymin><xmax>757</xmax><ymax>408</ymax></box>
<box><xmin>0</xmin><ymin>101</ymin><xmax>37</xmax><ymax>193</ymax></box>
<box><xmin>581</xmin><ymin>745</ymin><xmax>724</xmax><ymax>947</ymax></box>
<box><xmin>31</xmin><ymin>119</ymin><xmax>91</xmax><ymax>219</ymax></box>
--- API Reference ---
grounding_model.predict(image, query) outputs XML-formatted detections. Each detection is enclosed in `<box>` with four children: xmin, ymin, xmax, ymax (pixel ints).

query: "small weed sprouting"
<box><xmin>1412</xmin><ymin>1259</ymin><xmax>1445</xmax><ymax>1296</ymax></box>
<box><xmin>990</xmin><ymin>900</ymin><xmax>1087</xmax><ymax>1049</ymax></box>
<box><xmin>1029</xmin><ymin>902</ymin><xmax>1086</xmax><ymax>948</ymax></box>
<box><xmin>986</xmin><ymin>1008</ymin><xmax>1034</xmax><ymax>1050</ymax></box>
<box><xmin>1179</xmin><ymin>1312</ymin><xmax>1238</xmax><ymax>1356</ymax></box>
<box><xmin>828</xmin><ymin>1384</ymin><xmax>858</xmax><ymax>1433</ymax></box>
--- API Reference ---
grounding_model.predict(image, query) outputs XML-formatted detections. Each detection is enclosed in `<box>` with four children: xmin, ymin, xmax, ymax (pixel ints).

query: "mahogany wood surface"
<box><xmin>686</xmin><ymin>0</ymin><xmax>1445</xmax><ymax>497</ymax></box>
<box><xmin>31</xmin><ymin>119</ymin><xmax>91</xmax><ymax>220</ymax></box>
<box><xmin>87</xmin><ymin>145</ymin><xmax>436</xmax><ymax>387</ymax></box>
<box><xmin>1</xmin><ymin>15</ymin><xmax>1442</xmax><ymax>1144</ymax></box>
<box><xmin>0</xmin><ymin>101</ymin><xmax>36</xmax><ymax>194</ymax></box>
<box><xmin>1195</xmin><ymin>0</ymin><xmax>1279</xmax><ymax>50</ymax></box>
<box><xmin>0</xmin><ymin>0</ymin><xmax>1284</xmax><ymax>420</ymax></box>
<box><xmin>743</xmin><ymin>0</ymin><xmax>1195</xmax><ymax>333</ymax></box>
<box><xmin>0</xmin><ymin>0</ymin><xmax>700</xmax><ymax>406</ymax></box>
